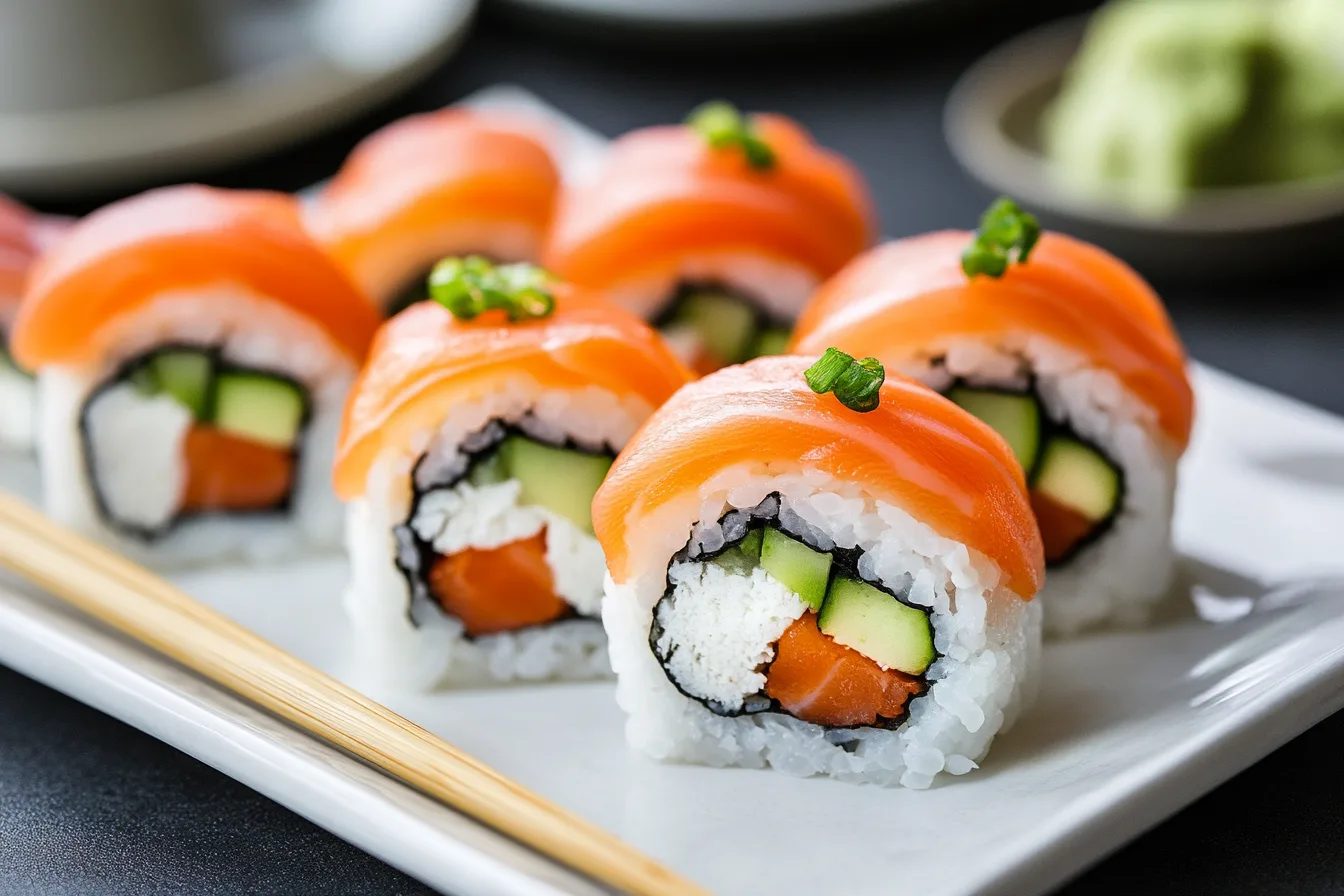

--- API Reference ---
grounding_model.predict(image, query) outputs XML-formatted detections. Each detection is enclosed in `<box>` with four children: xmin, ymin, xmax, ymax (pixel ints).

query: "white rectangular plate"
<box><xmin>4</xmin><ymin>90</ymin><xmax>1344</xmax><ymax>896</ymax></box>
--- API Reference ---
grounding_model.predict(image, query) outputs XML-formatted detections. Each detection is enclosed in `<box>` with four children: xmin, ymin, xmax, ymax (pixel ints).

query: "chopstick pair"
<box><xmin>0</xmin><ymin>491</ymin><xmax>703</xmax><ymax>896</ymax></box>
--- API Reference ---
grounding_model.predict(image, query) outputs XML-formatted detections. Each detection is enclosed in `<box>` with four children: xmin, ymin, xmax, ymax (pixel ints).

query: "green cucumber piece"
<box><xmin>737</xmin><ymin>528</ymin><xmax>763</xmax><ymax>560</ymax></box>
<box><xmin>149</xmin><ymin>350</ymin><xmax>213</xmax><ymax>420</ymax></box>
<box><xmin>1032</xmin><ymin>436</ymin><xmax>1121</xmax><ymax>522</ymax></box>
<box><xmin>212</xmin><ymin>372</ymin><xmax>307</xmax><ymax>449</ymax></box>
<box><xmin>818</xmin><ymin>577</ymin><xmax>935</xmax><ymax>675</ymax></box>
<box><xmin>760</xmin><ymin>528</ymin><xmax>832</xmax><ymax>611</ymax></box>
<box><xmin>498</xmin><ymin>436</ymin><xmax>613</xmax><ymax>534</ymax></box>
<box><xmin>750</xmin><ymin>327</ymin><xmax>792</xmax><ymax>359</ymax></box>
<box><xmin>467</xmin><ymin>449</ymin><xmax>508</xmax><ymax>487</ymax></box>
<box><xmin>128</xmin><ymin>362</ymin><xmax>160</xmax><ymax>396</ymax></box>
<box><xmin>947</xmin><ymin>386</ymin><xmax>1042</xmax><ymax>474</ymax></box>
<box><xmin>670</xmin><ymin>291</ymin><xmax>758</xmax><ymax>365</ymax></box>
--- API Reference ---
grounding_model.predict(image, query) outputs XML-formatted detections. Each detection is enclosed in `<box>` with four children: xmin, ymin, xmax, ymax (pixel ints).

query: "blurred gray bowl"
<box><xmin>944</xmin><ymin>16</ymin><xmax>1344</xmax><ymax>281</ymax></box>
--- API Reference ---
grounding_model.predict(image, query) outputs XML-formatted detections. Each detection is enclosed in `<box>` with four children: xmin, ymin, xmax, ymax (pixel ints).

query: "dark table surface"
<box><xmin>4</xmin><ymin>2</ymin><xmax>1344</xmax><ymax>894</ymax></box>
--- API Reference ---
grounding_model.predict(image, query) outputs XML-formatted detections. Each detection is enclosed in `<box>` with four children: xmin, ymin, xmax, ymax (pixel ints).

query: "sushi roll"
<box><xmin>544</xmin><ymin>102</ymin><xmax>874</xmax><ymax>374</ymax></box>
<box><xmin>306</xmin><ymin>108</ymin><xmax>561</xmax><ymax>317</ymax></box>
<box><xmin>332</xmin><ymin>257</ymin><xmax>691</xmax><ymax>690</ymax></box>
<box><xmin>10</xmin><ymin>185</ymin><xmax>380</xmax><ymax>566</ymax></box>
<box><xmin>0</xmin><ymin>195</ymin><xmax>68</xmax><ymax>450</ymax></box>
<box><xmin>592</xmin><ymin>351</ymin><xmax>1045</xmax><ymax>787</ymax></box>
<box><xmin>791</xmin><ymin>199</ymin><xmax>1194</xmax><ymax>635</ymax></box>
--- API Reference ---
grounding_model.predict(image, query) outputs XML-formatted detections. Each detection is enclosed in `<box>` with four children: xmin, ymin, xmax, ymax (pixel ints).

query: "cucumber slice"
<box><xmin>467</xmin><ymin>449</ymin><xmax>508</xmax><ymax>487</ymax></box>
<box><xmin>1032</xmin><ymin>436</ymin><xmax>1120</xmax><ymax>522</ymax></box>
<box><xmin>498</xmin><ymin>436</ymin><xmax>613</xmax><ymax>534</ymax></box>
<box><xmin>669</xmin><ymin>291</ymin><xmax>758</xmax><ymax>365</ymax></box>
<box><xmin>760</xmin><ymin>528</ymin><xmax>832</xmax><ymax>611</ymax></box>
<box><xmin>150</xmin><ymin>350</ymin><xmax>213</xmax><ymax>420</ymax></box>
<box><xmin>128</xmin><ymin>362</ymin><xmax>160</xmax><ymax>397</ymax></box>
<box><xmin>750</xmin><ymin>327</ymin><xmax>792</xmax><ymax>359</ymax></box>
<box><xmin>818</xmin><ymin>577</ymin><xmax>934</xmax><ymax>675</ymax></box>
<box><xmin>213</xmin><ymin>372</ymin><xmax>307</xmax><ymax>449</ymax></box>
<box><xmin>947</xmin><ymin>386</ymin><xmax>1042</xmax><ymax>474</ymax></box>
<box><xmin>737</xmin><ymin>528</ymin><xmax>763</xmax><ymax>560</ymax></box>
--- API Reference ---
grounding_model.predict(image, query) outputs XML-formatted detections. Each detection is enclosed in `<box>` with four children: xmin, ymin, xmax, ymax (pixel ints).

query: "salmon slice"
<box><xmin>11</xmin><ymin>185</ymin><xmax>379</xmax><ymax>370</ymax></box>
<box><xmin>544</xmin><ymin>115</ymin><xmax>875</xmax><ymax>294</ymax></box>
<box><xmin>765</xmin><ymin>612</ymin><xmax>923</xmax><ymax>728</ymax></box>
<box><xmin>426</xmin><ymin>530</ymin><xmax>569</xmax><ymax>637</ymax></box>
<box><xmin>332</xmin><ymin>287</ymin><xmax>693</xmax><ymax>500</ymax></box>
<box><xmin>307</xmin><ymin>109</ymin><xmax>561</xmax><ymax>305</ymax></box>
<box><xmin>791</xmin><ymin>231</ymin><xmax>1194</xmax><ymax>450</ymax></box>
<box><xmin>180</xmin><ymin>426</ymin><xmax>295</xmax><ymax>513</ymax></box>
<box><xmin>592</xmin><ymin>356</ymin><xmax>1045</xmax><ymax>601</ymax></box>
<box><xmin>0</xmin><ymin>195</ymin><xmax>68</xmax><ymax>314</ymax></box>
<box><xmin>1030</xmin><ymin>489</ymin><xmax>1100</xmax><ymax>565</ymax></box>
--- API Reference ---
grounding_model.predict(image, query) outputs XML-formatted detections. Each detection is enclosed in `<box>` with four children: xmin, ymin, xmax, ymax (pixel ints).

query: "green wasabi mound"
<box><xmin>1044</xmin><ymin>0</ymin><xmax>1344</xmax><ymax>213</ymax></box>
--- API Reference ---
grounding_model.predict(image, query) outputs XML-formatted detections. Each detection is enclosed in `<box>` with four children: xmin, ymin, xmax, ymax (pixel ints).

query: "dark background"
<box><xmin>3</xmin><ymin>1</ymin><xmax>1343</xmax><ymax>893</ymax></box>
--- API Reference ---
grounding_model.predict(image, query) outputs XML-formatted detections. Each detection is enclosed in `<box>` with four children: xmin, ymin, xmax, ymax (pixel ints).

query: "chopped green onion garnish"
<box><xmin>805</xmin><ymin>347</ymin><xmax>885</xmax><ymax>413</ymax></box>
<box><xmin>687</xmin><ymin>101</ymin><xmax>776</xmax><ymax>171</ymax></box>
<box><xmin>427</xmin><ymin>256</ymin><xmax>556</xmax><ymax>322</ymax></box>
<box><xmin>961</xmin><ymin>197</ymin><xmax>1042</xmax><ymax>279</ymax></box>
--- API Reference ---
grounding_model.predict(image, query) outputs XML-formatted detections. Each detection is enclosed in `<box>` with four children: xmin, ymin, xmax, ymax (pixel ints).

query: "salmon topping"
<box><xmin>1030</xmin><ymin>490</ymin><xmax>1100</xmax><ymax>565</ymax></box>
<box><xmin>425</xmin><ymin>530</ymin><xmax>569</xmax><ymax>637</ymax></box>
<box><xmin>765</xmin><ymin>612</ymin><xmax>924</xmax><ymax>728</ymax></box>
<box><xmin>180</xmin><ymin>426</ymin><xmax>295</xmax><ymax>513</ymax></box>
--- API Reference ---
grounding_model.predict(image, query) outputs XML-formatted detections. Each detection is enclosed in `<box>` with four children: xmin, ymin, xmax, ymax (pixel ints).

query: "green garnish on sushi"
<box><xmin>961</xmin><ymin>197</ymin><xmax>1042</xmax><ymax>279</ymax></box>
<box><xmin>428</xmin><ymin>256</ymin><xmax>556</xmax><ymax>322</ymax></box>
<box><xmin>687</xmin><ymin>101</ymin><xmax>776</xmax><ymax>171</ymax></box>
<box><xmin>805</xmin><ymin>347</ymin><xmax>884</xmax><ymax>412</ymax></box>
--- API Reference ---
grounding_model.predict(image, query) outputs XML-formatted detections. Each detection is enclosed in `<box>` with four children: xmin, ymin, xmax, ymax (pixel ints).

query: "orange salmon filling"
<box><xmin>425</xmin><ymin>530</ymin><xmax>570</xmax><ymax>637</ymax></box>
<box><xmin>180</xmin><ymin>426</ymin><xmax>295</xmax><ymax>513</ymax></box>
<box><xmin>1030</xmin><ymin>490</ymin><xmax>1099</xmax><ymax>565</ymax></box>
<box><xmin>765</xmin><ymin>611</ymin><xmax>924</xmax><ymax>728</ymax></box>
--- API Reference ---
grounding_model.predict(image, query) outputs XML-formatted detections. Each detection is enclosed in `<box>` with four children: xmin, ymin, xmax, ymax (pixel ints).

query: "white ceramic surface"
<box><xmin>3</xmin><ymin>364</ymin><xmax>1344</xmax><ymax>896</ymax></box>
<box><xmin>0</xmin><ymin>0</ymin><xmax>476</xmax><ymax>195</ymax></box>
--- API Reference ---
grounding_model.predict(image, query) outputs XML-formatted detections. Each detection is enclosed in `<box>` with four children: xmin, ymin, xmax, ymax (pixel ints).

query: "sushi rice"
<box><xmin>344</xmin><ymin>379</ymin><xmax>650</xmax><ymax>691</ymax></box>
<box><xmin>605</xmin><ymin>471</ymin><xmax>1042</xmax><ymax>789</ymax></box>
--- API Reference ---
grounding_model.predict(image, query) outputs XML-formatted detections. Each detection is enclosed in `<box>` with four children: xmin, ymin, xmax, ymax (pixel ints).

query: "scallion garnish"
<box><xmin>805</xmin><ymin>347</ymin><xmax>885</xmax><ymax>412</ymax></box>
<box><xmin>961</xmin><ymin>197</ymin><xmax>1042</xmax><ymax>279</ymax></box>
<box><xmin>687</xmin><ymin>101</ymin><xmax>776</xmax><ymax>171</ymax></box>
<box><xmin>427</xmin><ymin>256</ymin><xmax>556</xmax><ymax>322</ymax></box>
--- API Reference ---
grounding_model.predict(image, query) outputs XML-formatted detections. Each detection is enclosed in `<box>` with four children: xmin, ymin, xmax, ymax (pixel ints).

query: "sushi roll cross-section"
<box><xmin>544</xmin><ymin>102</ymin><xmax>875</xmax><ymax>374</ymax></box>
<box><xmin>333</xmin><ymin>258</ymin><xmax>692</xmax><ymax>690</ymax></box>
<box><xmin>0</xmin><ymin>194</ymin><xmax>69</xmax><ymax>451</ymax></box>
<box><xmin>10</xmin><ymin>185</ymin><xmax>380</xmax><ymax>567</ymax></box>
<box><xmin>592</xmin><ymin>352</ymin><xmax>1045</xmax><ymax>787</ymax></box>
<box><xmin>306</xmin><ymin>108</ymin><xmax>561</xmax><ymax>317</ymax></box>
<box><xmin>793</xmin><ymin>198</ymin><xmax>1195</xmax><ymax>635</ymax></box>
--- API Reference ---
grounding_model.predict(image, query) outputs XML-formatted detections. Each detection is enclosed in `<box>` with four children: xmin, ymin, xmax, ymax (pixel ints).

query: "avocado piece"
<box><xmin>818</xmin><ymin>577</ymin><xmax>935</xmax><ymax>675</ymax></box>
<box><xmin>498</xmin><ymin>435</ymin><xmax>613</xmax><ymax>534</ymax></box>
<box><xmin>760</xmin><ymin>528</ymin><xmax>832</xmax><ymax>611</ymax></box>
<box><xmin>212</xmin><ymin>372</ymin><xmax>307</xmax><ymax>449</ymax></box>
<box><xmin>1032</xmin><ymin>436</ymin><xmax>1121</xmax><ymax>522</ymax></box>
<box><xmin>149</xmin><ymin>350</ymin><xmax>213</xmax><ymax>420</ymax></box>
<box><xmin>737</xmin><ymin>527</ymin><xmax>763</xmax><ymax>560</ymax></box>
<box><xmin>750</xmin><ymin>327</ymin><xmax>793</xmax><ymax>359</ymax></box>
<box><xmin>127</xmin><ymin>362</ymin><xmax>160</xmax><ymax>397</ymax></box>
<box><xmin>669</xmin><ymin>291</ymin><xmax>758</xmax><ymax>365</ymax></box>
<box><xmin>947</xmin><ymin>386</ymin><xmax>1042</xmax><ymax>475</ymax></box>
<box><xmin>466</xmin><ymin>449</ymin><xmax>508</xmax><ymax>487</ymax></box>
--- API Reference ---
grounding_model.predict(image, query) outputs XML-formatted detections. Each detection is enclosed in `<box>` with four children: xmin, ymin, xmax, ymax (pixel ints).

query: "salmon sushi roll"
<box><xmin>1</xmin><ymin>195</ymin><xmax>69</xmax><ymax>450</ymax></box>
<box><xmin>544</xmin><ymin>102</ymin><xmax>875</xmax><ymax>374</ymax></box>
<box><xmin>11</xmin><ymin>185</ymin><xmax>380</xmax><ymax>567</ymax></box>
<box><xmin>792</xmin><ymin>199</ymin><xmax>1194</xmax><ymax>635</ymax></box>
<box><xmin>333</xmin><ymin>257</ymin><xmax>691</xmax><ymax>690</ymax></box>
<box><xmin>306</xmin><ymin>108</ymin><xmax>561</xmax><ymax>317</ymax></box>
<box><xmin>592</xmin><ymin>351</ymin><xmax>1045</xmax><ymax>787</ymax></box>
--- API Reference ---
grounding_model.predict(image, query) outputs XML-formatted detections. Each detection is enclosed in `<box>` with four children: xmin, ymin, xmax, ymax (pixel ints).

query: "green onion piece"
<box><xmin>427</xmin><ymin>256</ymin><xmax>556</xmax><ymax>322</ymax></box>
<box><xmin>961</xmin><ymin>196</ymin><xmax>1042</xmax><ymax>279</ymax></box>
<box><xmin>805</xmin><ymin>347</ymin><xmax>885</xmax><ymax>413</ymax></box>
<box><xmin>687</xmin><ymin>101</ymin><xmax>776</xmax><ymax>171</ymax></box>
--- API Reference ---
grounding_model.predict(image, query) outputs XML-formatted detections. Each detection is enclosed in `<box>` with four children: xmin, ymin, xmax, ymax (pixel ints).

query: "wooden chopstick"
<box><xmin>0</xmin><ymin>493</ymin><xmax>704</xmax><ymax>896</ymax></box>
